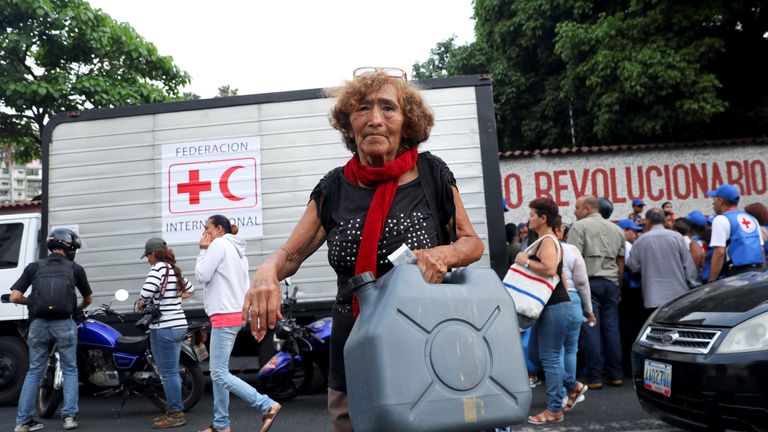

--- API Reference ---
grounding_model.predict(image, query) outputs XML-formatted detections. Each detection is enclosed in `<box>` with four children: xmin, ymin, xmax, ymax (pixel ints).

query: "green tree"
<box><xmin>0</xmin><ymin>0</ymin><xmax>190</xmax><ymax>163</ymax></box>
<box><xmin>472</xmin><ymin>0</ymin><xmax>595</xmax><ymax>150</ymax></box>
<box><xmin>419</xmin><ymin>0</ymin><xmax>768</xmax><ymax>150</ymax></box>
<box><xmin>217</xmin><ymin>85</ymin><xmax>238</xmax><ymax>97</ymax></box>
<box><xmin>181</xmin><ymin>92</ymin><xmax>201</xmax><ymax>101</ymax></box>
<box><xmin>413</xmin><ymin>36</ymin><xmax>488</xmax><ymax>80</ymax></box>
<box><xmin>554</xmin><ymin>2</ymin><xmax>728</xmax><ymax>144</ymax></box>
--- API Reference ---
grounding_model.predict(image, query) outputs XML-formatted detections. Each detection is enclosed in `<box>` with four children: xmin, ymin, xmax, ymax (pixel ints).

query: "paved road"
<box><xmin>0</xmin><ymin>373</ymin><xmax>683</xmax><ymax>432</ymax></box>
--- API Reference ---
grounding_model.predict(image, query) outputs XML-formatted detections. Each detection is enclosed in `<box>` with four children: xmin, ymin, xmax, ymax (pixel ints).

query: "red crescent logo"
<box><xmin>220</xmin><ymin>166</ymin><xmax>246</xmax><ymax>201</ymax></box>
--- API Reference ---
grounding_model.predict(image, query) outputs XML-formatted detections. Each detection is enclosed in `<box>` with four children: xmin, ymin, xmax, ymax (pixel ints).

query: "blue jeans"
<box><xmin>529</xmin><ymin>302</ymin><xmax>578</xmax><ymax>413</ymax></box>
<box><xmin>210</xmin><ymin>326</ymin><xmax>274</xmax><ymax>430</ymax></box>
<box><xmin>562</xmin><ymin>291</ymin><xmax>583</xmax><ymax>379</ymax></box>
<box><xmin>580</xmin><ymin>277</ymin><xmax>622</xmax><ymax>383</ymax></box>
<box><xmin>17</xmin><ymin>318</ymin><xmax>79</xmax><ymax>425</ymax></box>
<box><xmin>150</xmin><ymin>327</ymin><xmax>187</xmax><ymax>412</ymax></box>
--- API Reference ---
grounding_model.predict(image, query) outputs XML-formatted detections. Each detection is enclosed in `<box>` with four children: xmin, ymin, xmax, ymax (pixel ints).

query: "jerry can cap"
<box><xmin>348</xmin><ymin>271</ymin><xmax>376</xmax><ymax>291</ymax></box>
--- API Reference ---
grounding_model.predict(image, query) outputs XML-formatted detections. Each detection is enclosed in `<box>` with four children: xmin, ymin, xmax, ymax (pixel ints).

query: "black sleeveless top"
<box><xmin>309</xmin><ymin>152</ymin><xmax>457</xmax><ymax>392</ymax></box>
<box><xmin>529</xmin><ymin>236</ymin><xmax>570</xmax><ymax>307</ymax></box>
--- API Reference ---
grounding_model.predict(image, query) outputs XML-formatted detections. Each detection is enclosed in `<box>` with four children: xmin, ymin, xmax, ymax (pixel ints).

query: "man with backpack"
<box><xmin>9</xmin><ymin>228</ymin><xmax>93</xmax><ymax>432</ymax></box>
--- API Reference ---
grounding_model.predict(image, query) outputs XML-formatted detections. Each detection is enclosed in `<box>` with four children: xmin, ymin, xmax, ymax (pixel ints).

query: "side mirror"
<box><xmin>114</xmin><ymin>289</ymin><xmax>129</xmax><ymax>302</ymax></box>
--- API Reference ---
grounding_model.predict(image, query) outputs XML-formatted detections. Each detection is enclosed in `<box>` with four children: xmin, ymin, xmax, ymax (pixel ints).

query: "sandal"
<box><xmin>528</xmin><ymin>410</ymin><xmax>564</xmax><ymax>425</ymax></box>
<box><xmin>260</xmin><ymin>402</ymin><xmax>282</xmax><ymax>432</ymax></box>
<box><xmin>198</xmin><ymin>426</ymin><xmax>229</xmax><ymax>432</ymax></box>
<box><xmin>565</xmin><ymin>382</ymin><xmax>588</xmax><ymax>411</ymax></box>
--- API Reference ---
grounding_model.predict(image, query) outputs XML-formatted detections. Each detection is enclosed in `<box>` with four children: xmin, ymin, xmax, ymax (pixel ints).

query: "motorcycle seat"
<box><xmin>115</xmin><ymin>335</ymin><xmax>149</xmax><ymax>355</ymax></box>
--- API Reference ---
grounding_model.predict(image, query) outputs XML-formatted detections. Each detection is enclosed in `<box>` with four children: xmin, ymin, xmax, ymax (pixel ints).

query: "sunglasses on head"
<box><xmin>353</xmin><ymin>67</ymin><xmax>408</xmax><ymax>81</ymax></box>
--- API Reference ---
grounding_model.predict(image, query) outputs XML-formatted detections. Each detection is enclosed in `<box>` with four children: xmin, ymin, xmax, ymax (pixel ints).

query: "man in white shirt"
<box><xmin>707</xmin><ymin>184</ymin><xmax>765</xmax><ymax>281</ymax></box>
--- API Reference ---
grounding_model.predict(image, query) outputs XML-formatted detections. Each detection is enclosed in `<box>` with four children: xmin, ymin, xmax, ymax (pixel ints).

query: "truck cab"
<box><xmin>0</xmin><ymin>207</ymin><xmax>41</xmax><ymax>404</ymax></box>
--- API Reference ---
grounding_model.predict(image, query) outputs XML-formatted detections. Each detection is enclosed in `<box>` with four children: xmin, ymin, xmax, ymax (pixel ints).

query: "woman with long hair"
<box><xmin>138</xmin><ymin>237</ymin><xmax>194</xmax><ymax>429</ymax></box>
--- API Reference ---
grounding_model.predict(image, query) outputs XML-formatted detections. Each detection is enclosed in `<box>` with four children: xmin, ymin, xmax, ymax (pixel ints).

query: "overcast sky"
<box><xmin>87</xmin><ymin>0</ymin><xmax>476</xmax><ymax>98</ymax></box>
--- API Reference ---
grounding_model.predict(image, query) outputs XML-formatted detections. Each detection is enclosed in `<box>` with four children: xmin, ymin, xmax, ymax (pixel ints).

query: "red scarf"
<box><xmin>343</xmin><ymin>146</ymin><xmax>418</xmax><ymax>317</ymax></box>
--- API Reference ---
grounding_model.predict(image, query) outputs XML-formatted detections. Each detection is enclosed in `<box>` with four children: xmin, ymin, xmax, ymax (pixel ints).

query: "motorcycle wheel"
<box><xmin>257</xmin><ymin>359</ymin><xmax>314</xmax><ymax>401</ymax></box>
<box><xmin>148</xmin><ymin>356</ymin><xmax>204</xmax><ymax>412</ymax></box>
<box><xmin>36</xmin><ymin>358</ymin><xmax>63</xmax><ymax>418</ymax></box>
<box><xmin>0</xmin><ymin>336</ymin><xmax>28</xmax><ymax>406</ymax></box>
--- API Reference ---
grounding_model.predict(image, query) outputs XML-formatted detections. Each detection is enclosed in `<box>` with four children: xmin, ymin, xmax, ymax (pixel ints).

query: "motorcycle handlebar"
<box><xmin>84</xmin><ymin>305</ymin><xmax>125</xmax><ymax>322</ymax></box>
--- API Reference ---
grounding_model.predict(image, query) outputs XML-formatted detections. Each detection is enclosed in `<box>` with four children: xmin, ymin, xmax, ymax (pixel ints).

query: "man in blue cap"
<box><xmin>707</xmin><ymin>184</ymin><xmax>765</xmax><ymax>281</ymax></box>
<box><xmin>627</xmin><ymin>198</ymin><xmax>645</xmax><ymax>225</ymax></box>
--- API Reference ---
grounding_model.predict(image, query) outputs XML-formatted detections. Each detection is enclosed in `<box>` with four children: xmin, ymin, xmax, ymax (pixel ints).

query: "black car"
<box><xmin>632</xmin><ymin>271</ymin><xmax>768</xmax><ymax>431</ymax></box>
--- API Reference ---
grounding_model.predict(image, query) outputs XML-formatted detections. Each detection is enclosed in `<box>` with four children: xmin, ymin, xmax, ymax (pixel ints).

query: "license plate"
<box><xmin>643</xmin><ymin>360</ymin><xmax>672</xmax><ymax>397</ymax></box>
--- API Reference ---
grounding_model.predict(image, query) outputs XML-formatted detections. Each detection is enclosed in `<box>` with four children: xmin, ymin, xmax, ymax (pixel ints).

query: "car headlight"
<box><xmin>717</xmin><ymin>313</ymin><xmax>768</xmax><ymax>354</ymax></box>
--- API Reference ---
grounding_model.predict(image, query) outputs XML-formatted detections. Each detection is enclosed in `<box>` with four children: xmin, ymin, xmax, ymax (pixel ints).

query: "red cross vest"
<box><xmin>724</xmin><ymin>210</ymin><xmax>763</xmax><ymax>266</ymax></box>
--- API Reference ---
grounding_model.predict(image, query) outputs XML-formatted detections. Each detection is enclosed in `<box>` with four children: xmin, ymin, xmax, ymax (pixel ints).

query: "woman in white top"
<box><xmin>137</xmin><ymin>237</ymin><xmax>194</xmax><ymax>429</ymax></box>
<box><xmin>195</xmin><ymin>215</ymin><xmax>280</xmax><ymax>432</ymax></box>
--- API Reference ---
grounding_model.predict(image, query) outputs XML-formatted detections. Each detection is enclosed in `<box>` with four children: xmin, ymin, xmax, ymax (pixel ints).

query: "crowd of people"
<box><xmin>506</xmin><ymin>184</ymin><xmax>767</xmax><ymax>425</ymax></box>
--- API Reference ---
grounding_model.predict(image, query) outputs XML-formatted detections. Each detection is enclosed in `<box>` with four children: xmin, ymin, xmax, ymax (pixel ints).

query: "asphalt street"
<box><xmin>0</xmin><ymin>372</ymin><xmax>685</xmax><ymax>432</ymax></box>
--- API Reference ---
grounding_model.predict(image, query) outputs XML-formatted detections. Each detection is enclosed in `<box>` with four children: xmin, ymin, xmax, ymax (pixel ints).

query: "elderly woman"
<box><xmin>242</xmin><ymin>67</ymin><xmax>484</xmax><ymax>432</ymax></box>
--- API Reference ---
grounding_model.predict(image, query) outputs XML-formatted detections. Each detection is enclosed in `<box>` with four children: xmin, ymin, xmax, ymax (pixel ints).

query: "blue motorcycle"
<box><xmin>256</xmin><ymin>279</ymin><xmax>331</xmax><ymax>401</ymax></box>
<box><xmin>35</xmin><ymin>290</ymin><xmax>205</xmax><ymax>418</ymax></box>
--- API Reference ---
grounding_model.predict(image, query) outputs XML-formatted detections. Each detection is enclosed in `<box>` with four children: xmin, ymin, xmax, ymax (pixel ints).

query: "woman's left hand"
<box><xmin>180</xmin><ymin>291</ymin><xmax>193</xmax><ymax>299</ymax></box>
<box><xmin>413</xmin><ymin>249</ymin><xmax>449</xmax><ymax>284</ymax></box>
<box><xmin>135</xmin><ymin>298</ymin><xmax>145</xmax><ymax>311</ymax></box>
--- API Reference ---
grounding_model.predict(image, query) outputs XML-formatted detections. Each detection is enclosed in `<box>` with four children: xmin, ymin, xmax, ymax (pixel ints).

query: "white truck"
<box><xmin>0</xmin><ymin>75</ymin><xmax>507</xmax><ymax>404</ymax></box>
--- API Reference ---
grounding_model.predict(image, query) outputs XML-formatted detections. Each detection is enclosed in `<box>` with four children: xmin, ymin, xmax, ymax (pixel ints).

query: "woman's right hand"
<box><xmin>242</xmin><ymin>268</ymin><xmax>284</xmax><ymax>342</ymax></box>
<box><xmin>199</xmin><ymin>232</ymin><xmax>212</xmax><ymax>249</ymax></box>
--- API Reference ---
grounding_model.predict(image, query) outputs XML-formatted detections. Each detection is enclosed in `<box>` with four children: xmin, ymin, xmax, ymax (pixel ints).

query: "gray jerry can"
<box><xmin>344</xmin><ymin>264</ymin><xmax>531</xmax><ymax>432</ymax></box>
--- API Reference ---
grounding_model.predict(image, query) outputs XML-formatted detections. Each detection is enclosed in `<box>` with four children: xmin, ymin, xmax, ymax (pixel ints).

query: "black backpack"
<box><xmin>28</xmin><ymin>258</ymin><xmax>77</xmax><ymax>319</ymax></box>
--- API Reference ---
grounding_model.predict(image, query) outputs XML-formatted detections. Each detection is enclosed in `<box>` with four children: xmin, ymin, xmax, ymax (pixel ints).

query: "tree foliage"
<box><xmin>416</xmin><ymin>0</ymin><xmax>768</xmax><ymax>151</ymax></box>
<box><xmin>216</xmin><ymin>85</ymin><xmax>238</xmax><ymax>97</ymax></box>
<box><xmin>413</xmin><ymin>36</ymin><xmax>489</xmax><ymax>79</ymax></box>
<box><xmin>0</xmin><ymin>0</ymin><xmax>190</xmax><ymax>162</ymax></box>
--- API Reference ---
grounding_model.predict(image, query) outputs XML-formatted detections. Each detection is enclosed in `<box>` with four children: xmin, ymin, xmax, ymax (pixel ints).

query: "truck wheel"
<box><xmin>36</xmin><ymin>359</ymin><xmax>62</xmax><ymax>418</ymax></box>
<box><xmin>0</xmin><ymin>336</ymin><xmax>28</xmax><ymax>406</ymax></box>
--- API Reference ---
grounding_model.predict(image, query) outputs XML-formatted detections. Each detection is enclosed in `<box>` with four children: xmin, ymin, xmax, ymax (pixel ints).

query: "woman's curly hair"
<box><xmin>325</xmin><ymin>71</ymin><xmax>434</xmax><ymax>153</ymax></box>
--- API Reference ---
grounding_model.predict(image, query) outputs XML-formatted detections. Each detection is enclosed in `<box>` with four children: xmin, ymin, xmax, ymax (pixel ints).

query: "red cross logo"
<box><xmin>177</xmin><ymin>170</ymin><xmax>211</xmax><ymax>205</ymax></box>
<box><xmin>737</xmin><ymin>214</ymin><xmax>757</xmax><ymax>233</ymax></box>
<box><xmin>168</xmin><ymin>158</ymin><xmax>258</xmax><ymax>215</ymax></box>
